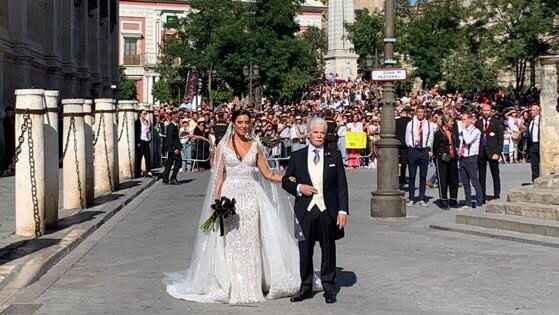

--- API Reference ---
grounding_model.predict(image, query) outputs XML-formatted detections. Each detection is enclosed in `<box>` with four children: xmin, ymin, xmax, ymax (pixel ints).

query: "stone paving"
<box><xmin>10</xmin><ymin>164</ymin><xmax>559</xmax><ymax>315</ymax></box>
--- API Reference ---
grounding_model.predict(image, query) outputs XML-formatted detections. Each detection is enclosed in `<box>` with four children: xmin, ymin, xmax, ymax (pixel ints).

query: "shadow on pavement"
<box><xmin>48</xmin><ymin>211</ymin><xmax>105</xmax><ymax>233</ymax></box>
<box><xmin>0</xmin><ymin>238</ymin><xmax>60</xmax><ymax>265</ymax></box>
<box><xmin>118</xmin><ymin>180</ymin><xmax>142</xmax><ymax>190</ymax></box>
<box><xmin>336</xmin><ymin>267</ymin><xmax>357</xmax><ymax>287</ymax></box>
<box><xmin>93</xmin><ymin>193</ymin><xmax>125</xmax><ymax>205</ymax></box>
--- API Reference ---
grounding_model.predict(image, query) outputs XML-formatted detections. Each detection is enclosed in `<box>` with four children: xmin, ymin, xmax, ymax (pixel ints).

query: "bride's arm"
<box><xmin>211</xmin><ymin>146</ymin><xmax>226</xmax><ymax>200</ymax></box>
<box><xmin>256</xmin><ymin>146</ymin><xmax>283</xmax><ymax>183</ymax></box>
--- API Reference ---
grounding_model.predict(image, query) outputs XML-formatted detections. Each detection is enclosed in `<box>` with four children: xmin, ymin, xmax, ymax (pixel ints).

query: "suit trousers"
<box><xmin>162</xmin><ymin>151</ymin><xmax>181</xmax><ymax>182</ymax></box>
<box><xmin>299</xmin><ymin>206</ymin><xmax>336</xmax><ymax>295</ymax></box>
<box><xmin>408</xmin><ymin>148</ymin><xmax>429</xmax><ymax>202</ymax></box>
<box><xmin>529</xmin><ymin>145</ymin><xmax>540</xmax><ymax>181</ymax></box>
<box><xmin>459</xmin><ymin>156</ymin><xmax>483</xmax><ymax>206</ymax></box>
<box><xmin>399</xmin><ymin>148</ymin><xmax>409</xmax><ymax>187</ymax></box>
<box><xmin>136</xmin><ymin>140</ymin><xmax>152</xmax><ymax>176</ymax></box>
<box><xmin>478</xmin><ymin>150</ymin><xmax>501</xmax><ymax>200</ymax></box>
<box><xmin>436</xmin><ymin>158</ymin><xmax>458</xmax><ymax>202</ymax></box>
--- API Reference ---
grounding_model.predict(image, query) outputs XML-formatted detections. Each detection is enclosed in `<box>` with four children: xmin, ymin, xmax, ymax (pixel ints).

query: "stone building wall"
<box><xmin>0</xmin><ymin>0</ymin><xmax>119</xmax><ymax>170</ymax></box>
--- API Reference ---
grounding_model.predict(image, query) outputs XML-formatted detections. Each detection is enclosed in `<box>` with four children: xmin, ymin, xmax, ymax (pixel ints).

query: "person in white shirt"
<box><xmin>291</xmin><ymin>116</ymin><xmax>307</xmax><ymax>152</ymax></box>
<box><xmin>458</xmin><ymin>112</ymin><xmax>483</xmax><ymax>208</ymax></box>
<box><xmin>528</xmin><ymin>105</ymin><xmax>541</xmax><ymax>181</ymax></box>
<box><xmin>404</xmin><ymin>107</ymin><xmax>435</xmax><ymax>206</ymax></box>
<box><xmin>136</xmin><ymin>111</ymin><xmax>153</xmax><ymax>177</ymax></box>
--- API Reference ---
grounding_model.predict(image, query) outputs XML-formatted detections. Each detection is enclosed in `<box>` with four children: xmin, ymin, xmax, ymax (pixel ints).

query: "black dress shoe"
<box><xmin>324</xmin><ymin>294</ymin><xmax>337</xmax><ymax>304</ymax></box>
<box><xmin>170</xmin><ymin>179</ymin><xmax>178</xmax><ymax>185</ymax></box>
<box><xmin>162</xmin><ymin>179</ymin><xmax>169</xmax><ymax>184</ymax></box>
<box><xmin>290</xmin><ymin>291</ymin><xmax>312</xmax><ymax>302</ymax></box>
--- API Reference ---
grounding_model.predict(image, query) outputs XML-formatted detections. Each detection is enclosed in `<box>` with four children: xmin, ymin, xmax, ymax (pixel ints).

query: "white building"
<box><xmin>119</xmin><ymin>0</ymin><xmax>326</xmax><ymax>105</ymax></box>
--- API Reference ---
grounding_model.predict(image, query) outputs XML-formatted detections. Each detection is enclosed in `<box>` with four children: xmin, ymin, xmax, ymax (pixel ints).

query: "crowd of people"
<box><xmin>0</xmin><ymin>78</ymin><xmax>542</xmax><ymax>210</ymax></box>
<box><xmin>146</xmin><ymin>78</ymin><xmax>541</xmax><ymax>210</ymax></box>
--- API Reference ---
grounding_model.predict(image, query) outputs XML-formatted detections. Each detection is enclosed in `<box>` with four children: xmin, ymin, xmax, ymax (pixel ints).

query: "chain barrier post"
<box><xmin>44</xmin><ymin>90</ymin><xmax>60</xmax><ymax>228</ymax></box>
<box><xmin>15</xmin><ymin>89</ymin><xmax>47</xmax><ymax>237</ymax></box>
<box><xmin>83</xmin><ymin>99</ymin><xmax>95</xmax><ymax>204</ymax></box>
<box><xmin>93</xmin><ymin>99</ymin><xmax>118</xmax><ymax>196</ymax></box>
<box><xmin>62</xmin><ymin>99</ymin><xmax>87</xmax><ymax>210</ymax></box>
<box><xmin>117</xmin><ymin>100</ymin><xmax>136</xmax><ymax>181</ymax></box>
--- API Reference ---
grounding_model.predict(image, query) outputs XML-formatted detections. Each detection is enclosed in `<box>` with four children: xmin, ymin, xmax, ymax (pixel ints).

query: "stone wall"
<box><xmin>0</xmin><ymin>0</ymin><xmax>119</xmax><ymax>170</ymax></box>
<box><xmin>538</xmin><ymin>56</ymin><xmax>559</xmax><ymax>176</ymax></box>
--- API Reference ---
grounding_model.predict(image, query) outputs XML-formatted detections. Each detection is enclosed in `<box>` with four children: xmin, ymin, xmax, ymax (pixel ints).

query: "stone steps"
<box><xmin>534</xmin><ymin>175</ymin><xmax>559</xmax><ymax>189</ymax></box>
<box><xmin>430</xmin><ymin>222</ymin><xmax>559</xmax><ymax>248</ymax></box>
<box><xmin>506</xmin><ymin>188</ymin><xmax>559</xmax><ymax>205</ymax></box>
<box><xmin>455</xmin><ymin>209</ymin><xmax>559</xmax><ymax>238</ymax></box>
<box><xmin>485</xmin><ymin>201</ymin><xmax>559</xmax><ymax>221</ymax></box>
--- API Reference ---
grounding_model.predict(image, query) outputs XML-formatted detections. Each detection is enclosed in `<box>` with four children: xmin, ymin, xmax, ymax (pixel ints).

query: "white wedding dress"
<box><xmin>165</xmin><ymin>128</ymin><xmax>306</xmax><ymax>304</ymax></box>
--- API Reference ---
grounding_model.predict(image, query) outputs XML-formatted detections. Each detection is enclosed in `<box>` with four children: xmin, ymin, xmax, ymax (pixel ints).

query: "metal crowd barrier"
<box><xmin>181</xmin><ymin>137</ymin><xmax>212</xmax><ymax>172</ymax></box>
<box><xmin>261</xmin><ymin>138</ymin><xmax>292</xmax><ymax>170</ymax></box>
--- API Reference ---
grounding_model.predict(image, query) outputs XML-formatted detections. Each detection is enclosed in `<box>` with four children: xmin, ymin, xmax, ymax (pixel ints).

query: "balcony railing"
<box><xmin>122</xmin><ymin>53</ymin><xmax>159</xmax><ymax>66</ymax></box>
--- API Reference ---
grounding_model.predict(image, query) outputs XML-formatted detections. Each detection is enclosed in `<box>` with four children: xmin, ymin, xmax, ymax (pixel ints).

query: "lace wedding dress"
<box><xmin>165</xmin><ymin>128</ymin><xmax>304</xmax><ymax>304</ymax></box>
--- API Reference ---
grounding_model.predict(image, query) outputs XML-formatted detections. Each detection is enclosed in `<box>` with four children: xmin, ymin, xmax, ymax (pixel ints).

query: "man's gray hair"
<box><xmin>307</xmin><ymin>116</ymin><xmax>327</xmax><ymax>133</ymax></box>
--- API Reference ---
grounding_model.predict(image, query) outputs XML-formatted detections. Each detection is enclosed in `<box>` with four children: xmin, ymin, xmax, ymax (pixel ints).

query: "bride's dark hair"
<box><xmin>231</xmin><ymin>109</ymin><xmax>251</xmax><ymax>123</ymax></box>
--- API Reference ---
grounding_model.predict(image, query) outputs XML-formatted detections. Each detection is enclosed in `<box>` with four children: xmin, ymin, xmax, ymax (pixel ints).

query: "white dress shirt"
<box><xmin>529</xmin><ymin>115</ymin><xmax>540</xmax><ymax>143</ymax></box>
<box><xmin>459</xmin><ymin>124</ymin><xmax>481</xmax><ymax>157</ymax></box>
<box><xmin>405</xmin><ymin>117</ymin><xmax>435</xmax><ymax>149</ymax></box>
<box><xmin>140</xmin><ymin>119</ymin><xmax>151</xmax><ymax>142</ymax></box>
<box><xmin>297</xmin><ymin>144</ymin><xmax>347</xmax><ymax>215</ymax></box>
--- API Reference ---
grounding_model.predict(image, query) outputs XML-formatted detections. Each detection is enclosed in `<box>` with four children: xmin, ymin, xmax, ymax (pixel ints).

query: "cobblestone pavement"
<box><xmin>12</xmin><ymin>165</ymin><xmax>559</xmax><ymax>315</ymax></box>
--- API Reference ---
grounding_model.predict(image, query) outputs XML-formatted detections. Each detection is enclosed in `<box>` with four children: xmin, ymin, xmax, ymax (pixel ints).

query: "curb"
<box><xmin>0</xmin><ymin>177</ymin><xmax>158</xmax><ymax>309</ymax></box>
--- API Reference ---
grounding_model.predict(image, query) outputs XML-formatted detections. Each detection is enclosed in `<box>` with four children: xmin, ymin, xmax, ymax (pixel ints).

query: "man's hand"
<box><xmin>175</xmin><ymin>149</ymin><xmax>181</xmax><ymax>155</ymax></box>
<box><xmin>299</xmin><ymin>184</ymin><xmax>318</xmax><ymax>196</ymax></box>
<box><xmin>491</xmin><ymin>154</ymin><xmax>500</xmax><ymax>160</ymax></box>
<box><xmin>336</xmin><ymin>213</ymin><xmax>348</xmax><ymax>229</ymax></box>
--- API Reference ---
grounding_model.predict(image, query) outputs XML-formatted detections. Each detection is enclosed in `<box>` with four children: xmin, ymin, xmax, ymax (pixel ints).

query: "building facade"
<box><xmin>0</xmin><ymin>0</ymin><xmax>120</xmax><ymax>170</ymax></box>
<box><xmin>119</xmin><ymin>0</ymin><xmax>326</xmax><ymax>105</ymax></box>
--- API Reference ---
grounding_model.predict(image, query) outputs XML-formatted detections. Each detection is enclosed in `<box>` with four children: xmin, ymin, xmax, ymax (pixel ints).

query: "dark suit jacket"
<box><xmin>282</xmin><ymin>147</ymin><xmax>349</xmax><ymax>240</ymax></box>
<box><xmin>475</xmin><ymin>118</ymin><xmax>504</xmax><ymax>157</ymax></box>
<box><xmin>395</xmin><ymin>116</ymin><xmax>412</xmax><ymax>148</ymax></box>
<box><xmin>433</xmin><ymin>128</ymin><xmax>459</xmax><ymax>160</ymax></box>
<box><xmin>165</xmin><ymin>122</ymin><xmax>182</xmax><ymax>153</ymax></box>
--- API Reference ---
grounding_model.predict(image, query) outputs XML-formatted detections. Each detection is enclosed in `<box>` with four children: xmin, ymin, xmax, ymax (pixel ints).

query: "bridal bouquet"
<box><xmin>200</xmin><ymin>197</ymin><xmax>237</xmax><ymax>236</ymax></box>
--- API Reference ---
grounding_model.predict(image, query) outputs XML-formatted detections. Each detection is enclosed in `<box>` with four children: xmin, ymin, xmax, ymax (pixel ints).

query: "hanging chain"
<box><xmin>92</xmin><ymin>113</ymin><xmax>114</xmax><ymax>190</ymax></box>
<box><xmin>12</xmin><ymin>112</ymin><xmax>42</xmax><ymax>237</ymax></box>
<box><xmin>124</xmin><ymin>115</ymin><xmax>134</xmax><ymax>178</ymax></box>
<box><xmin>92</xmin><ymin>113</ymin><xmax>104</xmax><ymax>146</ymax></box>
<box><xmin>118</xmin><ymin>113</ymin><xmax>127</xmax><ymax>142</ymax></box>
<box><xmin>70</xmin><ymin>117</ymin><xmax>85</xmax><ymax>209</ymax></box>
<box><xmin>26</xmin><ymin>114</ymin><xmax>42</xmax><ymax>237</ymax></box>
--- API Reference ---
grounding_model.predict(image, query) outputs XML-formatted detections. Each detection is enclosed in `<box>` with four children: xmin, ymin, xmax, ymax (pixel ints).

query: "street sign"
<box><xmin>371</xmin><ymin>68</ymin><xmax>407</xmax><ymax>81</ymax></box>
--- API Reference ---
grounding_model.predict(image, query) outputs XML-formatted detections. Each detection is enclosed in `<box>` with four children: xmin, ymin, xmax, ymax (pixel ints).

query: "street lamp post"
<box><xmin>371</xmin><ymin>0</ymin><xmax>406</xmax><ymax>218</ymax></box>
<box><xmin>243</xmin><ymin>63</ymin><xmax>260</xmax><ymax>108</ymax></box>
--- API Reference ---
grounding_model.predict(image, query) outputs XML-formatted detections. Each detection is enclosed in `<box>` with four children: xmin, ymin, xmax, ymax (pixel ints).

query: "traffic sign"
<box><xmin>371</xmin><ymin>68</ymin><xmax>407</xmax><ymax>81</ymax></box>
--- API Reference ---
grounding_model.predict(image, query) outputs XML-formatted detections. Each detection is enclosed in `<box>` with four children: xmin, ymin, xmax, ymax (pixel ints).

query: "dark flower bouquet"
<box><xmin>200</xmin><ymin>197</ymin><xmax>237</xmax><ymax>236</ymax></box>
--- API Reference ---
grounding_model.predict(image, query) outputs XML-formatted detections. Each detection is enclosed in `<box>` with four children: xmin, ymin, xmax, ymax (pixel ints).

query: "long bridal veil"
<box><xmin>164</xmin><ymin>124</ymin><xmax>303</xmax><ymax>303</ymax></box>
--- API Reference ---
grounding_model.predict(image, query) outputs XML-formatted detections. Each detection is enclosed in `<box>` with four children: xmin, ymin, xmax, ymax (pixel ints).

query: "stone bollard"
<box><xmin>44</xmin><ymin>90</ymin><xmax>60</xmax><ymax>228</ymax></box>
<box><xmin>117</xmin><ymin>100</ymin><xmax>136</xmax><ymax>180</ymax></box>
<box><xmin>14</xmin><ymin>89</ymin><xmax>47</xmax><ymax>237</ymax></box>
<box><xmin>94</xmin><ymin>99</ymin><xmax>119</xmax><ymax>195</ymax></box>
<box><xmin>62</xmin><ymin>99</ymin><xmax>87</xmax><ymax>210</ymax></box>
<box><xmin>83</xmin><ymin>100</ymin><xmax>95</xmax><ymax>204</ymax></box>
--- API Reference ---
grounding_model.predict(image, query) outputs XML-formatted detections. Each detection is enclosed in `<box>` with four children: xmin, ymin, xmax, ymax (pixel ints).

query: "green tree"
<box><xmin>404</xmin><ymin>0</ymin><xmax>464</xmax><ymax>87</ymax></box>
<box><xmin>471</xmin><ymin>0</ymin><xmax>556</xmax><ymax>95</ymax></box>
<box><xmin>300</xmin><ymin>26</ymin><xmax>327</xmax><ymax>73</ymax></box>
<box><xmin>117</xmin><ymin>66</ymin><xmax>137</xmax><ymax>100</ymax></box>
<box><xmin>152</xmin><ymin>79</ymin><xmax>172</xmax><ymax>104</ymax></box>
<box><xmin>346</xmin><ymin>9</ymin><xmax>384</xmax><ymax>72</ymax></box>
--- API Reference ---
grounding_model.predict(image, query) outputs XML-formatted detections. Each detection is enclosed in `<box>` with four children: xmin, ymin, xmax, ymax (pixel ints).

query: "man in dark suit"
<box><xmin>282</xmin><ymin>117</ymin><xmax>349</xmax><ymax>305</ymax></box>
<box><xmin>527</xmin><ymin>104</ymin><xmax>540</xmax><ymax>181</ymax></box>
<box><xmin>476</xmin><ymin>103</ymin><xmax>504</xmax><ymax>202</ymax></box>
<box><xmin>213</xmin><ymin>111</ymin><xmax>228</xmax><ymax>145</ymax></box>
<box><xmin>161</xmin><ymin>112</ymin><xmax>182</xmax><ymax>184</ymax></box>
<box><xmin>395</xmin><ymin>107</ymin><xmax>412</xmax><ymax>189</ymax></box>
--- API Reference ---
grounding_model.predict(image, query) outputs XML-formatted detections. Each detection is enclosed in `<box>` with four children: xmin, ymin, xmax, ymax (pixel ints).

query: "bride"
<box><xmin>165</xmin><ymin>109</ymin><xmax>304</xmax><ymax>304</ymax></box>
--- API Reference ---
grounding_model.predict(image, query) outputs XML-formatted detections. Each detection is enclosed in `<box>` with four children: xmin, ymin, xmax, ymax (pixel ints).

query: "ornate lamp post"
<box><xmin>371</xmin><ymin>0</ymin><xmax>406</xmax><ymax>218</ymax></box>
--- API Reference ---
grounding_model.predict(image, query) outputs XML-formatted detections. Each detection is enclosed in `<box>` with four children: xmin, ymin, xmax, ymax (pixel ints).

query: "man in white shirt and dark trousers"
<box><xmin>528</xmin><ymin>104</ymin><xmax>540</xmax><ymax>181</ymax></box>
<box><xmin>458</xmin><ymin>112</ymin><xmax>483</xmax><ymax>208</ymax></box>
<box><xmin>135</xmin><ymin>111</ymin><xmax>153</xmax><ymax>177</ymax></box>
<box><xmin>405</xmin><ymin>107</ymin><xmax>435</xmax><ymax>206</ymax></box>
